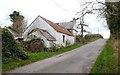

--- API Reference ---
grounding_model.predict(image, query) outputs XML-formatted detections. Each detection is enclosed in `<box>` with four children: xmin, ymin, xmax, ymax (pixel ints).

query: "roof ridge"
<box><xmin>24</xmin><ymin>16</ymin><xmax>40</xmax><ymax>32</ymax></box>
<box><xmin>41</xmin><ymin>16</ymin><xmax>73</xmax><ymax>36</ymax></box>
<box><xmin>28</xmin><ymin>28</ymin><xmax>56</xmax><ymax>41</ymax></box>
<box><xmin>24</xmin><ymin>15</ymin><xmax>73</xmax><ymax>36</ymax></box>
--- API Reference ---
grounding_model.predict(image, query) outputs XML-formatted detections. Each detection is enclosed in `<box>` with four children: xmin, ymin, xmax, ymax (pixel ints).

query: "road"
<box><xmin>8</xmin><ymin>39</ymin><xmax>107</xmax><ymax>73</ymax></box>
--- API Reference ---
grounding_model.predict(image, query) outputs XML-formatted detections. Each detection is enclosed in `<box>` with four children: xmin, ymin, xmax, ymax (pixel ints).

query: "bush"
<box><xmin>25</xmin><ymin>38</ymin><xmax>46</xmax><ymax>52</ymax></box>
<box><xmin>84</xmin><ymin>34</ymin><xmax>103</xmax><ymax>40</ymax></box>
<box><xmin>47</xmin><ymin>43</ymin><xmax>61</xmax><ymax>52</ymax></box>
<box><xmin>2</xmin><ymin>28</ymin><xmax>28</xmax><ymax>63</ymax></box>
<box><xmin>75</xmin><ymin>35</ymin><xmax>81</xmax><ymax>43</ymax></box>
<box><xmin>25</xmin><ymin>38</ymin><xmax>63</xmax><ymax>52</ymax></box>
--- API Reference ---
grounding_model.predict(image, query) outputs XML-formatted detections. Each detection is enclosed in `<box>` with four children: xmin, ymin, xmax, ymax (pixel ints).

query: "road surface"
<box><xmin>8</xmin><ymin>39</ymin><xmax>107</xmax><ymax>73</ymax></box>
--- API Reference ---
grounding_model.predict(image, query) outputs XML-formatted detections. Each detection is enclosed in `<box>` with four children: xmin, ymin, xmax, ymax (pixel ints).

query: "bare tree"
<box><xmin>76</xmin><ymin>0</ymin><xmax>120</xmax><ymax>68</ymax></box>
<box><xmin>75</xmin><ymin>0</ymin><xmax>119</xmax><ymax>35</ymax></box>
<box><xmin>75</xmin><ymin>0</ymin><xmax>107</xmax><ymax>38</ymax></box>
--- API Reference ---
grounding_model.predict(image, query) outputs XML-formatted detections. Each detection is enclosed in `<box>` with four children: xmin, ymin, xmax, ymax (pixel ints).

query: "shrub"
<box><xmin>75</xmin><ymin>35</ymin><xmax>81</xmax><ymax>43</ymax></box>
<box><xmin>2</xmin><ymin>28</ymin><xmax>28</xmax><ymax>63</ymax></box>
<box><xmin>25</xmin><ymin>38</ymin><xmax>46</xmax><ymax>52</ymax></box>
<box><xmin>47</xmin><ymin>43</ymin><xmax>60</xmax><ymax>52</ymax></box>
<box><xmin>84</xmin><ymin>34</ymin><xmax>103</xmax><ymax>40</ymax></box>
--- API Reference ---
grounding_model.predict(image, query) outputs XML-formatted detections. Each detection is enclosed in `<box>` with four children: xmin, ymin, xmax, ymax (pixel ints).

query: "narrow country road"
<box><xmin>8</xmin><ymin>39</ymin><xmax>107</xmax><ymax>73</ymax></box>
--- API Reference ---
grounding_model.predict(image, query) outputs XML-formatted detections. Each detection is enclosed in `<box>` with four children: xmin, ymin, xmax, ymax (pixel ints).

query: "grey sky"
<box><xmin>0</xmin><ymin>0</ymin><xmax>110</xmax><ymax>38</ymax></box>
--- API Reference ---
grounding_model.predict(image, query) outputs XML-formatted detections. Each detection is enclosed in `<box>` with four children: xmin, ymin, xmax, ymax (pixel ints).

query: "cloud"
<box><xmin>0</xmin><ymin>0</ymin><xmax>80</xmax><ymax>26</ymax></box>
<box><xmin>0</xmin><ymin>0</ymin><xmax>110</xmax><ymax>38</ymax></box>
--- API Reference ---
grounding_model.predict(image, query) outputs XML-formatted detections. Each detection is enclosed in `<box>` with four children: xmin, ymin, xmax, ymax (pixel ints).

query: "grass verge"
<box><xmin>2</xmin><ymin>38</ymin><xmax>99</xmax><ymax>72</ymax></box>
<box><xmin>90</xmin><ymin>39</ymin><xmax>118</xmax><ymax>73</ymax></box>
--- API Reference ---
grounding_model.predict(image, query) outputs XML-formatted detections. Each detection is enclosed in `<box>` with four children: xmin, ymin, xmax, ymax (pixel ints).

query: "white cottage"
<box><xmin>23</xmin><ymin>16</ymin><xmax>75</xmax><ymax>47</ymax></box>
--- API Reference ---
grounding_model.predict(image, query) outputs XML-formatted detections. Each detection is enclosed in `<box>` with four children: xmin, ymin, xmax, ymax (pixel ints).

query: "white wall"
<box><xmin>23</xmin><ymin>16</ymin><xmax>75</xmax><ymax>47</ymax></box>
<box><xmin>23</xmin><ymin>16</ymin><xmax>57</xmax><ymax>40</ymax></box>
<box><xmin>30</xmin><ymin>31</ymin><xmax>51</xmax><ymax>47</ymax></box>
<box><xmin>54</xmin><ymin>32</ymin><xmax>75</xmax><ymax>46</ymax></box>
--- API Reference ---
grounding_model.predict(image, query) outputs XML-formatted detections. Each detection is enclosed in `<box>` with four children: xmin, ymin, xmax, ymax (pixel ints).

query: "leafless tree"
<box><xmin>75</xmin><ymin>0</ymin><xmax>107</xmax><ymax>38</ymax></box>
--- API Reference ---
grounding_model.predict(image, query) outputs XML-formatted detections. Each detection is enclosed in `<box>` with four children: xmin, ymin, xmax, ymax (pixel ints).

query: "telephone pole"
<box><xmin>77</xmin><ymin>10</ymin><xmax>92</xmax><ymax>38</ymax></box>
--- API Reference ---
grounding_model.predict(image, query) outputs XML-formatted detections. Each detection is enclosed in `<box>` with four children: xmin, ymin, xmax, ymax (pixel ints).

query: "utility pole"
<box><xmin>75</xmin><ymin>9</ymin><xmax>92</xmax><ymax>38</ymax></box>
<box><xmin>81</xmin><ymin>23</ymin><xmax>84</xmax><ymax>38</ymax></box>
<box><xmin>79</xmin><ymin>17</ymin><xmax>88</xmax><ymax>38</ymax></box>
<box><xmin>77</xmin><ymin>10</ymin><xmax>92</xmax><ymax>38</ymax></box>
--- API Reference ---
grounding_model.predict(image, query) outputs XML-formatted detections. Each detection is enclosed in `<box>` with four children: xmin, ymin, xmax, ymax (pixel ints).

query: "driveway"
<box><xmin>8</xmin><ymin>39</ymin><xmax>107</xmax><ymax>73</ymax></box>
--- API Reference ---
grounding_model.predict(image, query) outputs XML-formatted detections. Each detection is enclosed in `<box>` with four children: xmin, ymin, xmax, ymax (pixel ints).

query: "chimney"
<box><xmin>72</xmin><ymin>18</ymin><xmax>78</xmax><ymax>24</ymax></box>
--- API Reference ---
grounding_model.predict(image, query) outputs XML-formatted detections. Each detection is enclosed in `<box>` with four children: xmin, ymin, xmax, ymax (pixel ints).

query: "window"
<box><xmin>63</xmin><ymin>35</ymin><xmax>65</xmax><ymax>43</ymax></box>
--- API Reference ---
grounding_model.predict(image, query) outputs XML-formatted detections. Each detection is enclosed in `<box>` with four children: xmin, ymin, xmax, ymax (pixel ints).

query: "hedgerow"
<box><xmin>2</xmin><ymin>28</ymin><xmax>28</xmax><ymax>63</ymax></box>
<box><xmin>84</xmin><ymin>34</ymin><xmax>103</xmax><ymax>40</ymax></box>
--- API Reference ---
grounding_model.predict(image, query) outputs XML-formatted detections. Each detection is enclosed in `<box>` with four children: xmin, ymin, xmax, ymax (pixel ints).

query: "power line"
<box><xmin>50</xmin><ymin>0</ymin><xmax>73</xmax><ymax>16</ymax></box>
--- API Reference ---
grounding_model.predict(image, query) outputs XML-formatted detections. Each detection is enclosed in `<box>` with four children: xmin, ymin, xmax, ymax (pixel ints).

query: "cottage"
<box><xmin>23</xmin><ymin>16</ymin><xmax>75</xmax><ymax>48</ymax></box>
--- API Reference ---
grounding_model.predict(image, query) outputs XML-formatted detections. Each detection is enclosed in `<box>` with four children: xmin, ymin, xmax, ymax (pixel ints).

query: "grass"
<box><xmin>90</xmin><ymin>39</ymin><xmax>118</xmax><ymax>73</ymax></box>
<box><xmin>2</xmin><ymin>52</ymin><xmax>57</xmax><ymax>72</ymax></box>
<box><xmin>2</xmin><ymin>38</ymin><xmax>99</xmax><ymax>72</ymax></box>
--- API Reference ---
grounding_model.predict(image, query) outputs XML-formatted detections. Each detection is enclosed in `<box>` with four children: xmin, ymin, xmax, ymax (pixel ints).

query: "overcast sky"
<box><xmin>0</xmin><ymin>0</ymin><xmax>110</xmax><ymax>38</ymax></box>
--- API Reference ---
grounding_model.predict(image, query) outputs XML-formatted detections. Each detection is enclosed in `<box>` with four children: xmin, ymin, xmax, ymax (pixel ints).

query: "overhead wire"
<box><xmin>50</xmin><ymin>0</ymin><xmax>74</xmax><ymax>16</ymax></box>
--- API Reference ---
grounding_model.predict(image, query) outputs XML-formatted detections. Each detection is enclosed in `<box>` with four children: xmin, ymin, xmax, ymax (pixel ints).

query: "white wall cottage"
<box><xmin>23</xmin><ymin>16</ymin><xmax>75</xmax><ymax>47</ymax></box>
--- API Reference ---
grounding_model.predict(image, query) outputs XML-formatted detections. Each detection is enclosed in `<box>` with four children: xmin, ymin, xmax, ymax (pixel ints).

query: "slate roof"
<box><xmin>58</xmin><ymin>22</ymin><xmax>74</xmax><ymax>29</ymax></box>
<box><xmin>28</xmin><ymin>28</ymin><xmax>56</xmax><ymax>41</ymax></box>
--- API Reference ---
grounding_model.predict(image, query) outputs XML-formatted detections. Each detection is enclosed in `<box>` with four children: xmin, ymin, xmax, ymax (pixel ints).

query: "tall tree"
<box><xmin>9</xmin><ymin>11</ymin><xmax>26</xmax><ymax>37</ymax></box>
<box><xmin>76</xmin><ymin>0</ymin><xmax>120</xmax><ymax>38</ymax></box>
<box><xmin>105</xmin><ymin>2</ymin><xmax>120</xmax><ymax>38</ymax></box>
